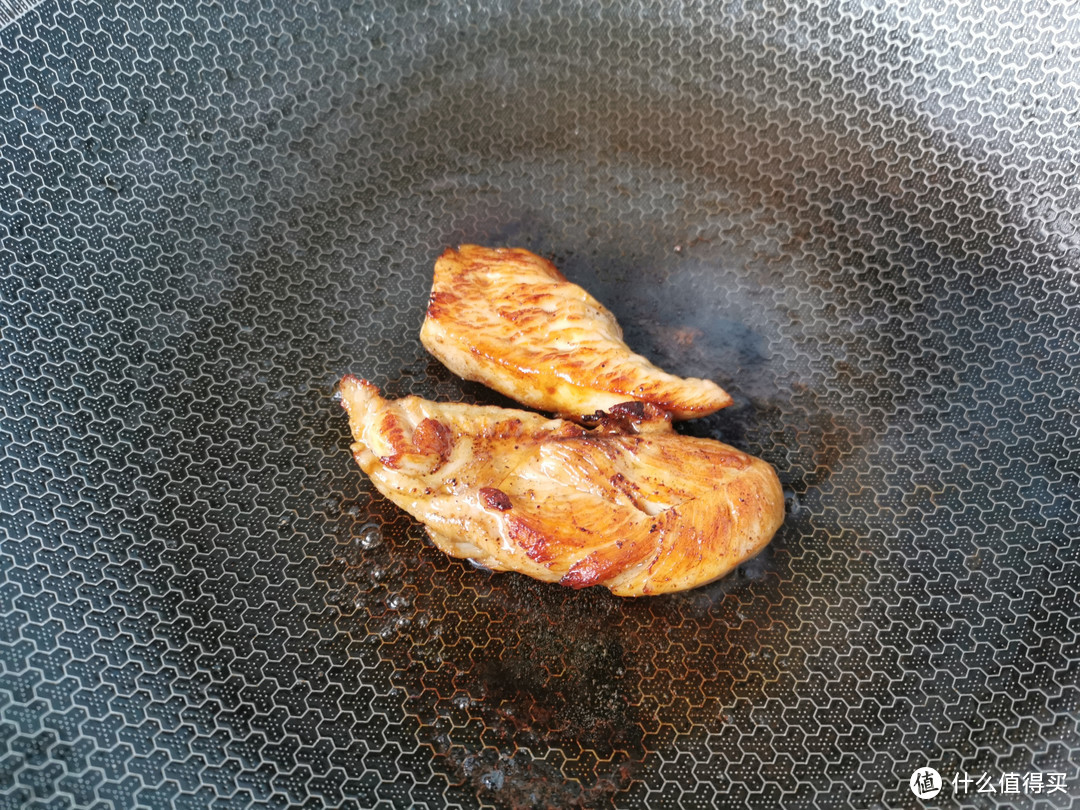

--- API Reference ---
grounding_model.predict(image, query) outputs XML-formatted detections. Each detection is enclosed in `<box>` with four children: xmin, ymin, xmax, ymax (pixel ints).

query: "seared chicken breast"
<box><xmin>420</xmin><ymin>245</ymin><xmax>733</xmax><ymax>420</ymax></box>
<box><xmin>339</xmin><ymin>376</ymin><xmax>783</xmax><ymax>596</ymax></box>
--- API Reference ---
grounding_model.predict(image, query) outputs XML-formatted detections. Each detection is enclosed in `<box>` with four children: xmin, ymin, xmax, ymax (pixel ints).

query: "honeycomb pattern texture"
<box><xmin>2</xmin><ymin>1</ymin><xmax>1079</xmax><ymax>808</ymax></box>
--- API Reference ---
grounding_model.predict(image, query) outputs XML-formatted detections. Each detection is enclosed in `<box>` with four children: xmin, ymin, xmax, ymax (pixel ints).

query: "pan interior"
<box><xmin>1</xmin><ymin>2</ymin><xmax>1078</xmax><ymax>809</ymax></box>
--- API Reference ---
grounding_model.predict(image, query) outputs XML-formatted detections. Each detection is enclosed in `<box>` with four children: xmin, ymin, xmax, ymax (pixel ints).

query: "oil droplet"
<box><xmin>783</xmin><ymin>489</ymin><xmax>802</xmax><ymax>517</ymax></box>
<box><xmin>358</xmin><ymin>523</ymin><xmax>383</xmax><ymax>549</ymax></box>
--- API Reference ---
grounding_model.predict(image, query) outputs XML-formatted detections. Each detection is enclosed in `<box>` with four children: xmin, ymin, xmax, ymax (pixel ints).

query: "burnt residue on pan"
<box><xmin>429</xmin><ymin>586</ymin><xmax>646</xmax><ymax>809</ymax></box>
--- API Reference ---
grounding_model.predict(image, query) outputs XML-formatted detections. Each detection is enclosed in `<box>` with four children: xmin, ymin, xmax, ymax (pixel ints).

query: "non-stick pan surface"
<box><xmin>2</xmin><ymin>2</ymin><xmax>1078</xmax><ymax>808</ymax></box>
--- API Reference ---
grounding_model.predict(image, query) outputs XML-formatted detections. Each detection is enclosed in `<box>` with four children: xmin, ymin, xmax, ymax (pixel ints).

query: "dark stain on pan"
<box><xmin>449</xmin><ymin>601</ymin><xmax>644</xmax><ymax>809</ymax></box>
<box><xmin>328</xmin><ymin>538</ymin><xmax>649</xmax><ymax>808</ymax></box>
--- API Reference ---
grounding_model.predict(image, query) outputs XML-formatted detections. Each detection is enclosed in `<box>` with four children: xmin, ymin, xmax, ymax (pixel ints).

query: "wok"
<box><xmin>1</xmin><ymin>1</ymin><xmax>1077</xmax><ymax>808</ymax></box>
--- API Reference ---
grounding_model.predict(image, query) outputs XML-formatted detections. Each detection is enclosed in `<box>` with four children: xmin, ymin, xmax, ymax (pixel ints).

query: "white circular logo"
<box><xmin>910</xmin><ymin>766</ymin><xmax>942</xmax><ymax>799</ymax></box>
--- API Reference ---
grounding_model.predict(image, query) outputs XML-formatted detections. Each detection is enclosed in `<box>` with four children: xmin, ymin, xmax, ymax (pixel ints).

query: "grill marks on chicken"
<box><xmin>339</xmin><ymin>376</ymin><xmax>784</xmax><ymax>596</ymax></box>
<box><xmin>419</xmin><ymin>245</ymin><xmax>733</xmax><ymax>420</ymax></box>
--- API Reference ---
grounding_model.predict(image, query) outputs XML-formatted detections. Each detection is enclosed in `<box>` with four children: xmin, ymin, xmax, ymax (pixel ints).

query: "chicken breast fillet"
<box><xmin>420</xmin><ymin>245</ymin><xmax>733</xmax><ymax>420</ymax></box>
<box><xmin>339</xmin><ymin>376</ymin><xmax>783</xmax><ymax>596</ymax></box>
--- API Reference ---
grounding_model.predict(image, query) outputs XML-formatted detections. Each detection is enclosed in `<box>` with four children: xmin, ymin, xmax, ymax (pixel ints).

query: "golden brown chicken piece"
<box><xmin>420</xmin><ymin>245</ymin><xmax>733</xmax><ymax>420</ymax></box>
<box><xmin>338</xmin><ymin>376</ymin><xmax>783</xmax><ymax>596</ymax></box>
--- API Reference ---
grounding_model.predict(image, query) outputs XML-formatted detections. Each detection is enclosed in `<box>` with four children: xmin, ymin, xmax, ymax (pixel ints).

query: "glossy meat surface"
<box><xmin>339</xmin><ymin>376</ymin><xmax>784</xmax><ymax>596</ymax></box>
<box><xmin>419</xmin><ymin>245</ymin><xmax>733</xmax><ymax>420</ymax></box>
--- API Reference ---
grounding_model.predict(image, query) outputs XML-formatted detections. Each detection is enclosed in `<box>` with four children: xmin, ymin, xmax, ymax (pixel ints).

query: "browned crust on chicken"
<box><xmin>338</xmin><ymin>376</ymin><xmax>783</xmax><ymax>596</ymax></box>
<box><xmin>479</xmin><ymin>486</ymin><xmax>513</xmax><ymax>511</ymax></box>
<box><xmin>412</xmin><ymin>418</ymin><xmax>453</xmax><ymax>465</ymax></box>
<box><xmin>419</xmin><ymin>245</ymin><xmax>733</xmax><ymax>420</ymax></box>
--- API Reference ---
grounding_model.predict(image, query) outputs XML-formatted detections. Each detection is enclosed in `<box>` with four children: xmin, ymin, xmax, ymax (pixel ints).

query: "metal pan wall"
<box><xmin>1</xmin><ymin>1</ymin><xmax>1078</xmax><ymax>808</ymax></box>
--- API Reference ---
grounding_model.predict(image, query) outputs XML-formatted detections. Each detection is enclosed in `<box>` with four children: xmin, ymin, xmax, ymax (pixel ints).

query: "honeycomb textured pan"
<box><xmin>1</xmin><ymin>2</ymin><xmax>1078</xmax><ymax>809</ymax></box>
